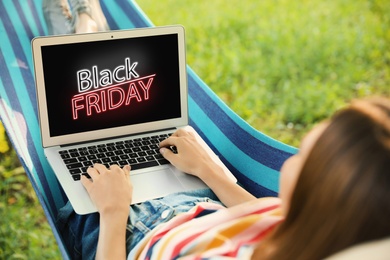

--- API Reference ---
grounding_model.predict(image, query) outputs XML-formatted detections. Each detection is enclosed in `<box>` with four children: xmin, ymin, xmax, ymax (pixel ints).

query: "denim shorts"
<box><xmin>56</xmin><ymin>188</ymin><xmax>222</xmax><ymax>259</ymax></box>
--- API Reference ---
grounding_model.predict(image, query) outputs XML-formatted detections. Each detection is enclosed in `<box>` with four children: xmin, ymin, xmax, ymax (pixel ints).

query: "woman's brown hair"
<box><xmin>253</xmin><ymin>97</ymin><xmax>390</xmax><ymax>259</ymax></box>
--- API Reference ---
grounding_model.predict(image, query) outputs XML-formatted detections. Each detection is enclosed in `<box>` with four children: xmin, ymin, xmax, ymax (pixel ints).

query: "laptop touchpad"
<box><xmin>130</xmin><ymin>168</ymin><xmax>185</xmax><ymax>204</ymax></box>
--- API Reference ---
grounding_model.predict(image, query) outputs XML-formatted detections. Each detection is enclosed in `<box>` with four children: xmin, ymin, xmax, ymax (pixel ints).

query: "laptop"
<box><xmin>32</xmin><ymin>26</ymin><xmax>236</xmax><ymax>215</ymax></box>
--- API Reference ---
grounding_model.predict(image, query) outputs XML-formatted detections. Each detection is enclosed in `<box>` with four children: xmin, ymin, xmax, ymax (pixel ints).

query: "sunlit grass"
<box><xmin>0</xmin><ymin>148</ymin><xmax>61</xmax><ymax>259</ymax></box>
<box><xmin>137</xmin><ymin>0</ymin><xmax>390</xmax><ymax>146</ymax></box>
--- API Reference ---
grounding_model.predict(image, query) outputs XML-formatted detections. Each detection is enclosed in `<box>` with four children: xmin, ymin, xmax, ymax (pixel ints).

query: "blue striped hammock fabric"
<box><xmin>0</xmin><ymin>0</ymin><xmax>297</xmax><ymax>258</ymax></box>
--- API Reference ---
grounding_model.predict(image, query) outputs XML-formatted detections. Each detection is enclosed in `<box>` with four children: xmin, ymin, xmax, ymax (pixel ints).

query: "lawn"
<box><xmin>1</xmin><ymin>0</ymin><xmax>389</xmax><ymax>258</ymax></box>
<box><xmin>137</xmin><ymin>0</ymin><xmax>389</xmax><ymax>146</ymax></box>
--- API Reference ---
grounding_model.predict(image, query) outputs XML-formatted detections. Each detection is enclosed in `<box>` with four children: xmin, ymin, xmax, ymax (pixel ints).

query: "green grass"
<box><xmin>137</xmin><ymin>0</ymin><xmax>390</xmax><ymax>146</ymax></box>
<box><xmin>0</xmin><ymin>125</ymin><xmax>60</xmax><ymax>259</ymax></box>
<box><xmin>1</xmin><ymin>0</ymin><xmax>389</xmax><ymax>258</ymax></box>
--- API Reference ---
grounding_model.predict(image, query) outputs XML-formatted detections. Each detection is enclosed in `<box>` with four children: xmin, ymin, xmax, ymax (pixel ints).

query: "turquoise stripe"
<box><xmin>188</xmin><ymin>68</ymin><xmax>297</xmax><ymax>154</ymax></box>
<box><xmin>3</xmin><ymin>1</ymin><xmax>35</xmax><ymax>71</ymax></box>
<box><xmin>19</xmin><ymin>0</ymin><xmax>40</xmax><ymax>36</ymax></box>
<box><xmin>189</xmin><ymin>96</ymin><xmax>280</xmax><ymax>192</ymax></box>
<box><xmin>104</xmin><ymin>0</ymin><xmax>135</xmax><ymax>29</ymax></box>
<box><xmin>0</xmin><ymin>75</ymin><xmax>12</xmax><ymax>120</ymax></box>
<box><xmin>0</xmin><ymin>19</ymin><xmax>65</xmax><ymax>211</ymax></box>
<box><xmin>128</xmin><ymin>0</ymin><xmax>155</xmax><ymax>27</ymax></box>
<box><xmin>0</xmin><ymin>19</ymin><xmax>38</xmax><ymax>144</ymax></box>
<box><xmin>32</xmin><ymin>0</ymin><xmax>48</xmax><ymax>34</ymax></box>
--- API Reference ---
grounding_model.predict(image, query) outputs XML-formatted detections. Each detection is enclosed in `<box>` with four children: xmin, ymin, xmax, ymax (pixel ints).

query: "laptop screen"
<box><xmin>40</xmin><ymin>33</ymin><xmax>182</xmax><ymax>138</ymax></box>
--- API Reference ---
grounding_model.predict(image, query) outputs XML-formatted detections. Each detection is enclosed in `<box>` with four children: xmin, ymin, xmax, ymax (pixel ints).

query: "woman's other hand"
<box><xmin>81</xmin><ymin>164</ymin><xmax>132</xmax><ymax>260</ymax></box>
<box><xmin>81</xmin><ymin>164</ymin><xmax>132</xmax><ymax>217</ymax></box>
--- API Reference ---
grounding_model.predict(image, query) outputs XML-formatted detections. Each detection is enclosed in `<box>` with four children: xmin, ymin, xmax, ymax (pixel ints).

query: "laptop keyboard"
<box><xmin>59</xmin><ymin>133</ymin><xmax>173</xmax><ymax>181</ymax></box>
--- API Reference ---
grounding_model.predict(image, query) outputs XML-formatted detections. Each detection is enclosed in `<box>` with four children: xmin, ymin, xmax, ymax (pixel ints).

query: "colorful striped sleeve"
<box><xmin>129</xmin><ymin>197</ymin><xmax>283</xmax><ymax>260</ymax></box>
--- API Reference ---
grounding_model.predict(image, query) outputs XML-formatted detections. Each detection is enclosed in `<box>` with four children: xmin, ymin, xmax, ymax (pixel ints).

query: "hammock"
<box><xmin>0</xmin><ymin>0</ymin><xmax>297</xmax><ymax>258</ymax></box>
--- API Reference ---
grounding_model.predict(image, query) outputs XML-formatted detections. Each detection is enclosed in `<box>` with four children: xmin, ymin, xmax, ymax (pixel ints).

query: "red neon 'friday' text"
<box><xmin>71</xmin><ymin>75</ymin><xmax>155</xmax><ymax>120</ymax></box>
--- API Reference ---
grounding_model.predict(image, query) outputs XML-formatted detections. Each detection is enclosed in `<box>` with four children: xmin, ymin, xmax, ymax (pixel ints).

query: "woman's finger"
<box><xmin>87</xmin><ymin>166</ymin><xmax>100</xmax><ymax>180</ymax></box>
<box><xmin>174</xmin><ymin>128</ymin><xmax>189</xmax><ymax>137</ymax></box>
<box><xmin>159</xmin><ymin>136</ymin><xmax>178</xmax><ymax>148</ymax></box>
<box><xmin>80</xmin><ymin>174</ymin><xmax>92</xmax><ymax>191</ymax></box>
<box><xmin>109</xmin><ymin>164</ymin><xmax>121</xmax><ymax>172</ymax></box>
<box><xmin>123</xmin><ymin>165</ymin><xmax>131</xmax><ymax>180</ymax></box>
<box><xmin>123</xmin><ymin>165</ymin><xmax>131</xmax><ymax>175</ymax></box>
<box><xmin>93</xmin><ymin>163</ymin><xmax>110</xmax><ymax>174</ymax></box>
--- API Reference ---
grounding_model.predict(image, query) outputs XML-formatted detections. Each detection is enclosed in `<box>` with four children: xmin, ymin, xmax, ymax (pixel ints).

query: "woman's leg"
<box><xmin>42</xmin><ymin>0</ymin><xmax>72</xmax><ymax>35</ymax></box>
<box><xmin>42</xmin><ymin>0</ymin><xmax>109</xmax><ymax>35</ymax></box>
<box><xmin>126</xmin><ymin>188</ymin><xmax>223</xmax><ymax>253</ymax></box>
<box><xmin>56</xmin><ymin>201</ymin><xmax>100</xmax><ymax>259</ymax></box>
<box><xmin>56</xmin><ymin>189</ymin><xmax>222</xmax><ymax>258</ymax></box>
<box><xmin>69</xmin><ymin>0</ymin><xmax>110</xmax><ymax>33</ymax></box>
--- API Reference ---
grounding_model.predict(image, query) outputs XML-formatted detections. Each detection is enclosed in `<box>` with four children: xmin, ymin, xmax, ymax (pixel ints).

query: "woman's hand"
<box><xmin>81</xmin><ymin>164</ymin><xmax>133</xmax><ymax>217</ymax></box>
<box><xmin>159</xmin><ymin>129</ymin><xmax>220</xmax><ymax>180</ymax></box>
<box><xmin>81</xmin><ymin>164</ymin><xmax>132</xmax><ymax>260</ymax></box>
<box><xmin>160</xmin><ymin>129</ymin><xmax>256</xmax><ymax>207</ymax></box>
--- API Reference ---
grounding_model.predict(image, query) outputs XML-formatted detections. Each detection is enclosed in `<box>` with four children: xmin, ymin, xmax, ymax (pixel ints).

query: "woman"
<box><xmin>253</xmin><ymin>97</ymin><xmax>390</xmax><ymax>259</ymax></box>
<box><xmin>58</xmin><ymin>97</ymin><xmax>390</xmax><ymax>259</ymax></box>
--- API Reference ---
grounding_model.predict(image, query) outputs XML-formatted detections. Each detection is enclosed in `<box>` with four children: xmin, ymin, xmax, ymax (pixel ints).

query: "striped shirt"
<box><xmin>129</xmin><ymin>197</ymin><xmax>283</xmax><ymax>259</ymax></box>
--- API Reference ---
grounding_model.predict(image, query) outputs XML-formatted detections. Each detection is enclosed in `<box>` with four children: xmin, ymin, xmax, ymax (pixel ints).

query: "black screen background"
<box><xmin>41</xmin><ymin>34</ymin><xmax>182</xmax><ymax>137</ymax></box>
